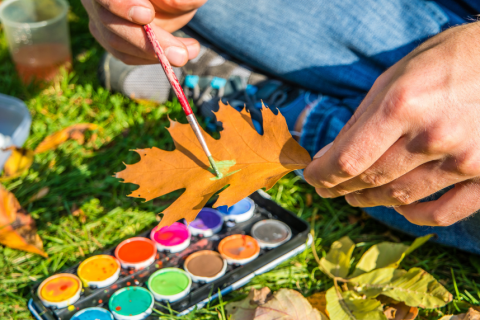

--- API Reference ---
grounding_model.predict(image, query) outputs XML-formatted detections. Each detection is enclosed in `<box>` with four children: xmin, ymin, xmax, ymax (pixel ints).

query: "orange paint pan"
<box><xmin>218</xmin><ymin>234</ymin><xmax>260</xmax><ymax>265</ymax></box>
<box><xmin>37</xmin><ymin>273</ymin><xmax>82</xmax><ymax>309</ymax></box>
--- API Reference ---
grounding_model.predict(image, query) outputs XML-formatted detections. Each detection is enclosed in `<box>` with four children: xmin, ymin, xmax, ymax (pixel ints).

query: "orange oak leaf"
<box><xmin>0</xmin><ymin>185</ymin><xmax>47</xmax><ymax>257</ymax></box>
<box><xmin>34</xmin><ymin>123</ymin><xmax>100</xmax><ymax>154</ymax></box>
<box><xmin>116</xmin><ymin>102</ymin><xmax>312</xmax><ymax>228</ymax></box>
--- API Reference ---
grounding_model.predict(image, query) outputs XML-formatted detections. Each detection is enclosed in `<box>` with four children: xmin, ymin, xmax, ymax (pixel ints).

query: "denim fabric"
<box><xmin>189</xmin><ymin>1</ymin><xmax>480</xmax><ymax>253</ymax></box>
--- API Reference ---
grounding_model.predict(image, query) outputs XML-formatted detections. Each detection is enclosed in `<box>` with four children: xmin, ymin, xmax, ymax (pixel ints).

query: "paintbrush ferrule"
<box><xmin>186</xmin><ymin>114</ymin><xmax>222</xmax><ymax>177</ymax></box>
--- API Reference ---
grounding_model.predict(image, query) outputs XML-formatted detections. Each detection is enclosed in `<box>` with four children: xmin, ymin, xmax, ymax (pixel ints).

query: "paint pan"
<box><xmin>218</xmin><ymin>235</ymin><xmax>260</xmax><ymax>265</ymax></box>
<box><xmin>114</xmin><ymin>237</ymin><xmax>157</xmax><ymax>270</ymax></box>
<box><xmin>109</xmin><ymin>286</ymin><xmax>154</xmax><ymax>320</ymax></box>
<box><xmin>188</xmin><ymin>208</ymin><xmax>223</xmax><ymax>237</ymax></box>
<box><xmin>71</xmin><ymin>307</ymin><xmax>114</xmax><ymax>320</ymax></box>
<box><xmin>251</xmin><ymin>219</ymin><xmax>292</xmax><ymax>249</ymax></box>
<box><xmin>77</xmin><ymin>255</ymin><xmax>121</xmax><ymax>288</ymax></box>
<box><xmin>184</xmin><ymin>250</ymin><xmax>227</xmax><ymax>283</ymax></box>
<box><xmin>217</xmin><ymin>197</ymin><xmax>255</xmax><ymax>223</ymax></box>
<box><xmin>150</xmin><ymin>222</ymin><xmax>191</xmax><ymax>253</ymax></box>
<box><xmin>37</xmin><ymin>273</ymin><xmax>82</xmax><ymax>309</ymax></box>
<box><xmin>147</xmin><ymin>268</ymin><xmax>192</xmax><ymax>302</ymax></box>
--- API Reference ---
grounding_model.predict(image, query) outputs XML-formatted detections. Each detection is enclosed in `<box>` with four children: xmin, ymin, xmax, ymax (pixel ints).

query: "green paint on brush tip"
<box><xmin>149</xmin><ymin>270</ymin><xmax>190</xmax><ymax>296</ymax></box>
<box><xmin>109</xmin><ymin>287</ymin><xmax>152</xmax><ymax>316</ymax></box>
<box><xmin>208</xmin><ymin>156</ymin><xmax>222</xmax><ymax>178</ymax></box>
<box><xmin>208</xmin><ymin>160</ymin><xmax>241</xmax><ymax>180</ymax></box>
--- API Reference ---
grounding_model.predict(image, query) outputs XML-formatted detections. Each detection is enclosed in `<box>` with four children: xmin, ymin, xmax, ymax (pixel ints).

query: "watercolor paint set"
<box><xmin>28</xmin><ymin>192</ymin><xmax>311</xmax><ymax>320</ymax></box>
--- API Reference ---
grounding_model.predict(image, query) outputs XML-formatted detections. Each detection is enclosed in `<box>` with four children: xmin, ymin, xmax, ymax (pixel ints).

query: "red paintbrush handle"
<box><xmin>143</xmin><ymin>24</ymin><xmax>193</xmax><ymax>116</ymax></box>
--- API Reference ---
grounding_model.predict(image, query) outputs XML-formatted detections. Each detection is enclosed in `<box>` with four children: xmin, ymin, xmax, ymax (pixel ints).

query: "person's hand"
<box><xmin>81</xmin><ymin>0</ymin><xmax>207</xmax><ymax>65</ymax></box>
<box><xmin>304</xmin><ymin>22</ymin><xmax>480</xmax><ymax>227</ymax></box>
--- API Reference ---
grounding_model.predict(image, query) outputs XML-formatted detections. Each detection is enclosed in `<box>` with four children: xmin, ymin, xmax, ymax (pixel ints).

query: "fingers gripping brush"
<box><xmin>143</xmin><ymin>24</ymin><xmax>222</xmax><ymax>178</ymax></box>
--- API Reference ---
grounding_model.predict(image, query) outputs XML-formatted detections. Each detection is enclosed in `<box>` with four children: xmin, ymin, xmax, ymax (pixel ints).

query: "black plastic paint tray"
<box><xmin>29</xmin><ymin>191</ymin><xmax>312</xmax><ymax>320</ymax></box>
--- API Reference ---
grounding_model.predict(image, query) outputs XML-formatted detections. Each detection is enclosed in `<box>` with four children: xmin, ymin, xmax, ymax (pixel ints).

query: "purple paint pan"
<box><xmin>188</xmin><ymin>208</ymin><xmax>223</xmax><ymax>237</ymax></box>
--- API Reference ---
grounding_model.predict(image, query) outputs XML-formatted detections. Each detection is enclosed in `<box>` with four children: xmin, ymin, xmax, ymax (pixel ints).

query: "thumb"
<box><xmin>95</xmin><ymin>0</ymin><xmax>155</xmax><ymax>25</ymax></box>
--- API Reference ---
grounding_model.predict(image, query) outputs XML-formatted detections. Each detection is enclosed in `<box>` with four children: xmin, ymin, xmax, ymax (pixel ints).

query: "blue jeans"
<box><xmin>188</xmin><ymin>0</ymin><xmax>480</xmax><ymax>253</ymax></box>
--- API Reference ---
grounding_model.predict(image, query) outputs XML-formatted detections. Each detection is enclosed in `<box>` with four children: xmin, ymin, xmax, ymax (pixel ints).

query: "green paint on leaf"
<box><xmin>209</xmin><ymin>160</ymin><xmax>240</xmax><ymax>180</ymax></box>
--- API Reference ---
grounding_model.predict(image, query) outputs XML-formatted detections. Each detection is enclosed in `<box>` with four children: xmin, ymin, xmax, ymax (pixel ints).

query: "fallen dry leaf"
<box><xmin>384</xmin><ymin>302</ymin><xmax>418</xmax><ymax>320</ymax></box>
<box><xmin>226</xmin><ymin>288</ymin><xmax>271</xmax><ymax>320</ymax></box>
<box><xmin>1</xmin><ymin>146</ymin><xmax>33</xmax><ymax>179</ymax></box>
<box><xmin>255</xmin><ymin>288</ymin><xmax>327</xmax><ymax>320</ymax></box>
<box><xmin>439</xmin><ymin>308</ymin><xmax>480</xmax><ymax>320</ymax></box>
<box><xmin>307</xmin><ymin>291</ymin><xmax>328</xmax><ymax>316</ymax></box>
<box><xmin>227</xmin><ymin>288</ymin><xmax>327</xmax><ymax>320</ymax></box>
<box><xmin>306</xmin><ymin>193</ymin><xmax>313</xmax><ymax>207</ymax></box>
<box><xmin>117</xmin><ymin>102</ymin><xmax>312</xmax><ymax>227</ymax></box>
<box><xmin>348</xmin><ymin>214</ymin><xmax>361</xmax><ymax>225</ymax></box>
<box><xmin>27</xmin><ymin>187</ymin><xmax>49</xmax><ymax>204</ymax></box>
<box><xmin>34</xmin><ymin>123</ymin><xmax>100</xmax><ymax>154</ymax></box>
<box><xmin>0</xmin><ymin>185</ymin><xmax>47</xmax><ymax>257</ymax></box>
<box><xmin>72</xmin><ymin>204</ymin><xmax>86</xmax><ymax>224</ymax></box>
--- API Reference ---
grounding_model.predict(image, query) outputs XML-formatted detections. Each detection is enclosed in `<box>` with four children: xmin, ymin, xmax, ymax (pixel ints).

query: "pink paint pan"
<box><xmin>150</xmin><ymin>222</ymin><xmax>191</xmax><ymax>253</ymax></box>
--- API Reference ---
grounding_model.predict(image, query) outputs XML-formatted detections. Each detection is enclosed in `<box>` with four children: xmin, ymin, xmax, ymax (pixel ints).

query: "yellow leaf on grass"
<box><xmin>350</xmin><ymin>234</ymin><xmax>434</xmax><ymax>277</ymax></box>
<box><xmin>116</xmin><ymin>102</ymin><xmax>312</xmax><ymax>228</ymax></box>
<box><xmin>34</xmin><ymin>123</ymin><xmax>100</xmax><ymax>154</ymax></box>
<box><xmin>349</xmin><ymin>267</ymin><xmax>452</xmax><ymax>308</ymax></box>
<box><xmin>326</xmin><ymin>286</ymin><xmax>387</xmax><ymax>320</ymax></box>
<box><xmin>1</xmin><ymin>146</ymin><xmax>34</xmax><ymax>180</ymax></box>
<box><xmin>319</xmin><ymin>236</ymin><xmax>355</xmax><ymax>279</ymax></box>
<box><xmin>0</xmin><ymin>185</ymin><xmax>47</xmax><ymax>257</ymax></box>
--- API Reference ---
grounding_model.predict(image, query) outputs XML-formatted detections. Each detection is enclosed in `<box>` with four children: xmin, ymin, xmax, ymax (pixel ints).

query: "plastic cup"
<box><xmin>0</xmin><ymin>0</ymin><xmax>72</xmax><ymax>84</ymax></box>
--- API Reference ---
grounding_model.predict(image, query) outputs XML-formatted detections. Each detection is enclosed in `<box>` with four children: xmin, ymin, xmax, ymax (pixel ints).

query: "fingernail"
<box><xmin>129</xmin><ymin>6</ymin><xmax>153</xmax><ymax>24</ymax></box>
<box><xmin>345</xmin><ymin>194</ymin><xmax>359</xmax><ymax>207</ymax></box>
<box><xmin>316</xmin><ymin>188</ymin><xmax>331</xmax><ymax>198</ymax></box>
<box><xmin>186</xmin><ymin>43</ymin><xmax>200</xmax><ymax>60</ymax></box>
<box><xmin>165</xmin><ymin>46</ymin><xmax>188</xmax><ymax>66</ymax></box>
<box><xmin>314</xmin><ymin>142</ymin><xmax>333</xmax><ymax>159</ymax></box>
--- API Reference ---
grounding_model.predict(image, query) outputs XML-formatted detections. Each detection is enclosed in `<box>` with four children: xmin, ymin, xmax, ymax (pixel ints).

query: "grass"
<box><xmin>0</xmin><ymin>1</ymin><xmax>480</xmax><ymax>319</ymax></box>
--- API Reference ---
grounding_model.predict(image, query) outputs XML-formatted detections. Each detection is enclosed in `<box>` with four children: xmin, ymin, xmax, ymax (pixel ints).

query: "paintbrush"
<box><xmin>143</xmin><ymin>24</ymin><xmax>221</xmax><ymax>177</ymax></box>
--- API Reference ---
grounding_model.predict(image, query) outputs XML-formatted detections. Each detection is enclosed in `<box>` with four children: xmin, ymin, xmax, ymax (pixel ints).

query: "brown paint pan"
<box><xmin>184</xmin><ymin>250</ymin><xmax>227</xmax><ymax>283</ymax></box>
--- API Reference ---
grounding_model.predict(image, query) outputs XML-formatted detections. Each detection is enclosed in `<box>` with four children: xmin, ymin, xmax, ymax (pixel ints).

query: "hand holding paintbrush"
<box><xmin>143</xmin><ymin>24</ymin><xmax>222</xmax><ymax>177</ymax></box>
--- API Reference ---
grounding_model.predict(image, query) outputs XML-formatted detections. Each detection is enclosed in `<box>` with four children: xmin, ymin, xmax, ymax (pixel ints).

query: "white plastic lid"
<box><xmin>0</xmin><ymin>93</ymin><xmax>31</xmax><ymax>172</ymax></box>
<box><xmin>251</xmin><ymin>219</ymin><xmax>292</xmax><ymax>249</ymax></box>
